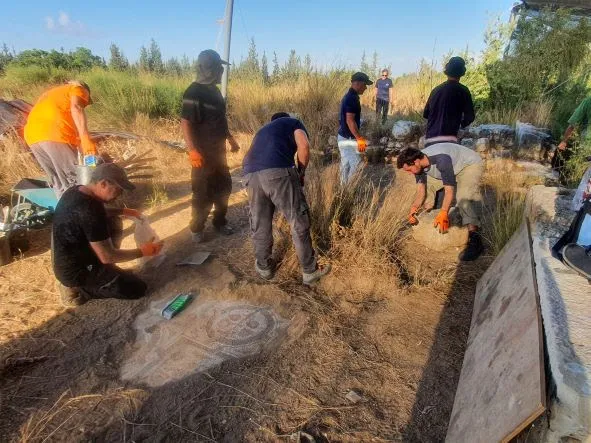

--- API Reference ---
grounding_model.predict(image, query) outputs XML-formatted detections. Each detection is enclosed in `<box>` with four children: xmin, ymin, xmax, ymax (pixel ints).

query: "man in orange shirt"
<box><xmin>24</xmin><ymin>81</ymin><xmax>98</xmax><ymax>198</ymax></box>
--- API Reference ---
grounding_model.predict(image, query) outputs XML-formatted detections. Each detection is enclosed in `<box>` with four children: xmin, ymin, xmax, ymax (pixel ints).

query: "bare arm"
<box><xmin>559</xmin><ymin>125</ymin><xmax>575</xmax><ymax>150</ymax></box>
<box><xmin>441</xmin><ymin>185</ymin><xmax>455</xmax><ymax>212</ymax></box>
<box><xmin>345</xmin><ymin>113</ymin><xmax>362</xmax><ymax>139</ymax></box>
<box><xmin>294</xmin><ymin>129</ymin><xmax>310</xmax><ymax>168</ymax></box>
<box><xmin>90</xmin><ymin>239</ymin><xmax>142</xmax><ymax>264</ymax></box>
<box><xmin>70</xmin><ymin>95</ymin><xmax>92</xmax><ymax>154</ymax></box>
<box><xmin>412</xmin><ymin>183</ymin><xmax>427</xmax><ymax>209</ymax></box>
<box><xmin>181</xmin><ymin>118</ymin><xmax>203</xmax><ymax>155</ymax></box>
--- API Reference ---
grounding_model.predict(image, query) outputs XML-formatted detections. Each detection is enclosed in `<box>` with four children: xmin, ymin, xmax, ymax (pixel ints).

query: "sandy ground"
<box><xmin>0</xmin><ymin>165</ymin><xmax>490</xmax><ymax>442</ymax></box>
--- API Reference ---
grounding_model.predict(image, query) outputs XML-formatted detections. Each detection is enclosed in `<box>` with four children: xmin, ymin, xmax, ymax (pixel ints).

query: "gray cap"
<box><xmin>91</xmin><ymin>163</ymin><xmax>135</xmax><ymax>191</ymax></box>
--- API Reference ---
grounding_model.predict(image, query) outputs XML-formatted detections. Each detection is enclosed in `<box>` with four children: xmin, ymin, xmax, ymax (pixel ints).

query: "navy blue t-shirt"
<box><xmin>338</xmin><ymin>88</ymin><xmax>360</xmax><ymax>139</ymax></box>
<box><xmin>243</xmin><ymin>117</ymin><xmax>308</xmax><ymax>174</ymax></box>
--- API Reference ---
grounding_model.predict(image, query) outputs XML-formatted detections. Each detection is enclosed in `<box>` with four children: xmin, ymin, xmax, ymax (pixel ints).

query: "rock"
<box><xmin>379</xmin><ymin>136</ymin><xmax>389</xmax><ymax>145</ymax></box>
<box><xmin>345</xmin><ymin>390</ymin><xmax>363</xmax><ymax>404</ymax></box>
<box><xmin>387</xmin><ymin>141</ymin><xmax>395</xmax><ymax>149</ymax></box>
<box><xmin>419</xmin><ymin>136</ymin><xmax>425</xmax><ymax>150</ymax></box>
<box><xmin>461</xmin><ymin>138</ymin><xmax>475</xmax><ymax>150</ymax></box>
<box><xmin>395</xmin><ymin>142</ymin><xmax>404</xmax><ymax>149</ymax></box>
<box><xmin>475</xmin><ymin>138</ymin><xmax>490</xmax><ymax>153</ymax></box>
<box><xmin>491</xmin><ymin>149</ymin><xmax>512</xmax><ymax>159</ymax></box>
<box><xmin>391</xmin><ymin>120</ymin><xmax>422</xmax><ymax>141</ymax></box>
<box><xmin>411</xmin><ymin>210</ymin><xmax>469</xmax><ymax>252</ymax></box>
<box><xmin>328</xmin><ymin>135</ymin><xmax>338</xmax><ymax>147</ymax></box>
<box><xmin>468</xmin><ymin>124</ymin><xmax>515</xmax><ymax>148</ymax></box>
<box><xmin>516</xmin><ymin>121</ymin><xmax>551</xmax><ymax>148</ymax></box>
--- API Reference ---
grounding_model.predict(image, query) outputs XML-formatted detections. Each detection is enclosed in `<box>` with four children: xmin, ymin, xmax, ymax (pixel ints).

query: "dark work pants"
<box><xmin>190</xmin><ymin>165</ymin><xmax>233</xmax><ymax>233</ymax></box>
<box><xmin>80</xmin><ymin>264</ymin><xmax>147</xmax><ymax>300</ymax></box>
<box><xmin>376</xmin><ymin>98</ymin><xmax>389</xmax><ymax>125</ymax></box>
<box><xmin>246</xmin><ymin>168</ymin><xmax>316</xmax><ymax>274</ymax></box>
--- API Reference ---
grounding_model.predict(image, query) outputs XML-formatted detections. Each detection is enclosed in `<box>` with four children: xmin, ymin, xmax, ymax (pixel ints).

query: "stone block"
<box><xmin>461</xmin><ymin>138</ymin><xmax>475</xmax><ymax>150</ymax></box>
<box><xmin>411</xmin><ymin>211</ymin><xmax>469</xmax><ymax>252</ymax></box>
<box><xmin>328</xmin><ymin>135</ymin><xmax>338</xmax><ymax>147</ymax></box>
<box><xmin>476</xmin><ymin>137</ymin><xmax>490</xmax><ymax>153</ymax></box>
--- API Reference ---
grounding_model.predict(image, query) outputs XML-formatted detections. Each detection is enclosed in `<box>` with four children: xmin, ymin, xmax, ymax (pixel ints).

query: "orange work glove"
<box><xmin>140</xmin><ymin>241</ymin><xmax>163</xmax><ymax>257</ymax></box>
<box><xmin>433</xmin><ymin>210</ymin><xmax>450</xmax><ymax>234</ymax></box>
<box><xmin>356</xmin><ymin>137</ymin><xmax>367</xmax><ymax>153</ymax></box>
<box><xmin>408</xmin><ymin>206</ymin><xmax>419</xmax><ymax>225</ymax></box>
<box><xmin>188</xmin><ymin>150</ymin><xmax>203</xmax><ymax>168</ymax></box>
<box><xmin>80</xmin><ymin>135</ymin><xmax>97</xmax><ymax>155</ymax></box>
<box><xmin>122</xmin><ymin>208</ymin><xmax>142</xmax><ymax>219</ymax></box>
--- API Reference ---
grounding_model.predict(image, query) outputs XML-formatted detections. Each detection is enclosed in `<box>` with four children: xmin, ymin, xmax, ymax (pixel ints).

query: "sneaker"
<box><xmin>303</xmin><ymin>264</ymin><xmax>332</xmax><ymax>285</ymax></box>
<box><xmin>192</xmin><ymin>231</ymin><xmax>204</xmax><ymax>243</ymax></box>
<box><xmin>459</xmin><ymin>231</ymin><xmax>484</xmax><ymax>261</ymax></box>
<box><xmin>255</xmin><ymin>260</ymin><xmax>274</xmax><ymax>280</ymax></box>
<box><xmin>59</xmin><ymin>283</ymin><xmax>88</xmax><ymax>307</ymax></box>
<box><xmin>215</xmin><ymin>225</ymin><xmax>234</xmax><ymax>236</ymax></box>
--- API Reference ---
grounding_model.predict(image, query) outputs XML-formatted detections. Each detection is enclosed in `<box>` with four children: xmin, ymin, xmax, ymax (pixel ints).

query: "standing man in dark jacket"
<box><xmin>375</xmin><ymin>68</ymin><xmax>393</xmax><ymax>125</ymax></box>
<box><xmin>423</xmin><ymin>57</ymin><xmax>475</xmax><ymax>147</ymax></box>
<box><xmin>181</xmin><ymin>49</ymin><xmax>241</xmax><ymax>243</ymax></box>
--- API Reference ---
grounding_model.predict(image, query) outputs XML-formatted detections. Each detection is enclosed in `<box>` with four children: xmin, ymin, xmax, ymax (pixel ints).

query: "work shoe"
<box><xmin>255</xmin><ymin>260</ymin><xmax>274</xmax><ymax>280</ymax></box>
<box><xmin>215</xmin><ymin>224</ymin><xmax>234</xmax><ymax>236</ymax></box>
<box><xmin>459</xmin><ymin>231</ymin><xmax>484</xmax><ymax>261</ymax></box>
<box><xmin>59</xmin><ymin>283</ymin><xmax>88</xmax><ymax>307</ymax></box>
<box><xmin>192</xmin><ymin>231</ymin><xmax>204</xmax><ymax>243</ymax></box>
<box><xmin>303</xmin><ymin>264</ymin><xmax>332</xmax><ymax>286</ymax></box>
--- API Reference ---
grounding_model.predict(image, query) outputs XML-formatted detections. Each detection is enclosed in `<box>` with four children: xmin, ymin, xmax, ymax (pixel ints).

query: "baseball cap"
<box><xmin>351</xmin><ymin>72</ymin><xmax>373</xmax><ymax>85</ymax></box>
<box><xmin>197</xmin><ymin>49</ymin><xmax>230</xmax><ymax>70</ymax></box>
<box><xmin>91</xmin><ymin>163</ymin><xmax>135</xmax><ymax>191</ymax></box>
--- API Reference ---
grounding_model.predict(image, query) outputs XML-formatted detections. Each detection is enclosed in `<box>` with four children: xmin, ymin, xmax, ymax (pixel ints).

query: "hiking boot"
<box><xmin>459</xmin><ymin>231</ymin><xmax>484</xmax><ymax>261</ymax></box>
<box><xmin>255</xmin><ymin>260</ymin><xmax>274</xmax><ymax>280</ymax></box>
<box><xmin>303</xmin><ymin>264</ymin><xmax>332</xmax><ymax>286</ymax></box>
<box><xmin>192</xmin><ymin>231</ymin><xmax>204</xmax><ymax>243</ymax></box>
<box><xmin>215</xmin><ymin>224</ymin><xmax>234</xmax><ymax>236</ymax></box>
<box><xmin>59</xmin><ymin>283</ymin><xmax>88</xmax><ymax>307</ymax></box>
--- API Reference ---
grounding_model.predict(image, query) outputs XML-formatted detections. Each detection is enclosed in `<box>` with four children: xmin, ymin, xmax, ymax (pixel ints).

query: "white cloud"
<box><xmin>44</xmin><ymin>11</ymin><xmax>88</xmax><ymax>36</ymax></box>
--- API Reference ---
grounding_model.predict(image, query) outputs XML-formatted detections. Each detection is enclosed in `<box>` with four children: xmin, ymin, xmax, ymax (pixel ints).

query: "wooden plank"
<box><xmin>445</xmin><ymin>220</ymin><xmax>545</xmax><ymax>443</ymax></box>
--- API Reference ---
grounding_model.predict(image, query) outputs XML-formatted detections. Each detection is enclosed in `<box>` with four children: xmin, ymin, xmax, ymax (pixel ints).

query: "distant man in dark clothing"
<box><xmin>423</xmin><ymin>57</ymin><xmax>475</xmax><ymax>147</ymax></box>
<box><xmin>52</xmin><ymin>163</ymin><xmax>162</xmax><ymax>306</ymax></box>
<box><xmin>397</xmin><ymin>144</ymin><xmax>484</xmax><ymax>261</ymax></box>
<box><xmin>375</xmin><ymin>69</ymin><xmax>393</xmax><ymax>125</ymax></box>
<box><xmin>337</xmin><ymin>72</ymin><xmax>372</xmax><ymax>184</ymax></box>
<box><xmin>243</xmin><ymin>113</ymin><xmax>331</xmax><ymax>285</ymax></box>
<box><xmin>181</xmin><ymin>49</ymin><xmax>240</xmax><ymax>243</ymax></box>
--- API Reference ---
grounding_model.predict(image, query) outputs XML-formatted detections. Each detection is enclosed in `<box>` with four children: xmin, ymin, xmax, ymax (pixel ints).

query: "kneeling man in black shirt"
<box><xmin>52</xmin><ymin>163</ymin><xmax>163</xmax><ymax>306</ymax></box>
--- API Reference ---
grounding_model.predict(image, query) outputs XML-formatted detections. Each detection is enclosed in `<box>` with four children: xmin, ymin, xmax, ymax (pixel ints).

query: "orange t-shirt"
<box><xmin>24</xmin><ymin>84</ymin><xmax>90</xmax><ymax>147</ymax></box>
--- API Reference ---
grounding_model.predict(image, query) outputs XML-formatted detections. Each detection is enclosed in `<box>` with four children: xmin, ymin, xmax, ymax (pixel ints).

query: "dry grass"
<box><xmin>0</xmin><ymin>133</ymin><xmax>42</xmax><ymax>200</ymax></box>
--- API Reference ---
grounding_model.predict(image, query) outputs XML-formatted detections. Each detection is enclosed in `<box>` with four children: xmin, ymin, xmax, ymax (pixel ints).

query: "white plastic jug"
<box><xmin>132</xmin><ymin>216</ymin><xmax>165</xmax><ymax>268</ymax></box>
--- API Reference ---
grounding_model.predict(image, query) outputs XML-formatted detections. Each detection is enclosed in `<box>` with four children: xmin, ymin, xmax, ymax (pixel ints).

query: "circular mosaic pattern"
<box><xmin>205</xmin><ymin>305</ymin><xmax>276</xmax><ymax>346</ymax></box>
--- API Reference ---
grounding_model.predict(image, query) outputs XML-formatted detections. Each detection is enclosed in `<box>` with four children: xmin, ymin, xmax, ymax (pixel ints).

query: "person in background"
<box><xmin>423</xmin><ymin>57</ymin><xmax>475</xmax><ymax>147</ymax></box>
<box><xmin>52</xmin><ymin>163</ymin><xmax>162</xmax><ymax>306</ymax></box>
<box><xmin>558</xmin><ymin>95</ymin><xmax>591</xmax><ymax>152</ymax></box>
<box><xmin>397</xmin><ymin>144</ymin><xmax>484</xmax><ymax>261</ymax></box>
<box><xmin>181</xmin><ymin>49</ymin><xmax>240</xmax><ymax>243</ymax></box>
<box><xmin>24</xmin><ymin>81</ymin><xmax>98</xmax><ymax>198</ymax></box>
<box><xmin>375</xmin><ymin>68</ymin><xmax>393</xmax><ymax>125</ymax></box>
<box><xmin>243</xmin><ymin>112</ymin><xmax>331</xmax><ymax>285</ymax></box>
<box><xmin>337</xmin><ymin>72</ymin><xmax>372</xmax><ymax>184</ymax></box>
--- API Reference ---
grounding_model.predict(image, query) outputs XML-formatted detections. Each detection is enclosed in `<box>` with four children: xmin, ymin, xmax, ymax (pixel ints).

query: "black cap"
<box><xmin>351</xmin><ymin>72</ymin><xmax>373</xmax><ymax>85</ymax></box>
<box><xmin>197</xmin><ymin>49</ymin><xmax>229</xmax><ymax>70</ymax></box>
<box><xmin>444</xmin><ymin>57</ymin><xmax>466</xmax><ymax>78</ymax></box>
<box><xmin>91</xmin><ymin>163</ymin><xmax>135</xmax><ymax>191</ymax></box>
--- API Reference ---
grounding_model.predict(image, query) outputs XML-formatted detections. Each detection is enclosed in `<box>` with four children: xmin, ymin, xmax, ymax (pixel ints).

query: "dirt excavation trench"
<box><xmin>0</xmin><ymin>167</ymin><xmax>488</xmax><ymax>442</ymax></box>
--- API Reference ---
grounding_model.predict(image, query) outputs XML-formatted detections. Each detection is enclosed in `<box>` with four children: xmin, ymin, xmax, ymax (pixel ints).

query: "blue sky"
<box><xmin>1</xmin><ymin>0</ymin><xmax>515</xmax><ymax>76</ymax></box>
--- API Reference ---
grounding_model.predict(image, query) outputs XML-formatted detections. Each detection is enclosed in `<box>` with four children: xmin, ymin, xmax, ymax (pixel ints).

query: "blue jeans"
<box><xmin>337</xmin><ymin>135</ymin><xmax>361</xmax><ymax>184</ymax></box>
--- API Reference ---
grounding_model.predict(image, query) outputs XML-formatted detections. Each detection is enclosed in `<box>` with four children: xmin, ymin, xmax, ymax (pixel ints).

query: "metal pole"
<box><xmin>221</xmin><ymin>0</ymin><xmax>234</xmax><ymax>99</ymax></box>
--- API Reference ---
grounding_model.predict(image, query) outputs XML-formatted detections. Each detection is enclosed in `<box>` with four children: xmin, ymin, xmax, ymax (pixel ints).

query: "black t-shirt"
<box><xmin>52</xmin><ymin>186</ymin><xmax>110</xmax><ymax>287</ymax></box>
<box><xmin>338</xmin><ymin>88</ymin><xmax>361</xmax><ymax>139</ymax></box>
<box><xmin>242</xmin><ymin>117</ymin><xmax>308</xmax><ymax>174</ymax></box>
<box><xmin>423</xmin><ymin>80</ymin><xmax>475</xmax><ymax>138</ymax></box>
<box><xmin>181</xmin><ymin>82</ymin><xmax>229</xmax><ymax>164</ymax></box>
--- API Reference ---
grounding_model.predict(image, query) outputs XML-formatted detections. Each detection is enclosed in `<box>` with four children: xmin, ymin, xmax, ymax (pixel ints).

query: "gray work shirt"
<box><xmin>416</xmin><ymin>142</ymin><xmax>482</xmax><ymax>187</ymax></box>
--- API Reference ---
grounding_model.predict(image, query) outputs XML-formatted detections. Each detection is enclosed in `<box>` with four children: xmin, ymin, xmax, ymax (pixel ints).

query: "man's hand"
<box><xmin>122</xmin><ymin>208</ymin><xmax>142</xmax><ymax>219</ymax></box>
<box><xmin>81</xmin><ymin>135</ymin><xmax>97</xmax><ymax>155</ymax></box>
<box><xmin>188</xmin><ymin>150</ymin><xmax>204</xmax><ymax>168</ymax></box>
<box><xmin>558</xmin><ymin>141</ymin><xmax>568</xmax><ymax>151</ymax></box>
<box><xmin>356</xmin><ymin>137</ymin><xmax>368</xmax><ymax>153</ymax></box>
<box><xmin>433</xmin><ymin>210</ymin><xmax>449</xmax><ymax>234</ymax></box>
<box><xmin>408</xmin><ymin>206</ymin><xmax>419</xmax><ymax>225</ymax></box>
<box><xmin>140</xmin><ymin>240</ymin><xmax>163</xmax><ymax>257</ymax></box>
<box><xmin>229</xmin><ymin>138</ymin><xmax>240</xmax><ymax>153</ymax></box>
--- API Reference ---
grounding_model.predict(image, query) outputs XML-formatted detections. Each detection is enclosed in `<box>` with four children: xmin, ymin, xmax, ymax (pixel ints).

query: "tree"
<box><xmin>244</xmin><ymin>38</ymin><xmax>260</xmax><ymax>77</ymax></box>
<box><xmin>180</xmin><ymin>54</ymin><xmax>192</xmax><ymax>75</ymax></box>
<box><xmin>139</xmin><ymin>46</ymin><xmax>149</xmax><ymax>72</ymax></box>
<box><xmin>109</xmin><ymin>43</ymin><xmax>129</xmax><ymax>71</ymax></box>
<box><xmin>360</xmin><ymin>50</ymin><xmax>371</xmax><ymax>74</ymax></box>
<box><xmin>272</xmin><ymin>51</ymin><xmax>280</xmax><ymax>78</ymax></box>
<box><xmin>261</xmin><ymin>51</ymin><xmax>270</xmax><ymax>84</ymax></box>
<box><xmin>149</xmin><ymin>39</ymin><xmax>164</xmax><ymax>74</ymax></box>
<box><xmin>166</xmin><ymin>57</ymin><xmax>182</xmax><ymax>76</ymax></box>
<box><xmin>0</xmin><ymin>43</ymin><xmax>13</xmax><ymax>73</ymax></box>
<box><xmin>283</xmin><ymin>49</ymin><xmax>301</xmax><ymax>80</ymax></box>
<box><xmin>371</xmin><ymin>51</ymin><xmax>378</xmax><ymax>77</ymax></box>
<box><xmin>304</xmin><ymin>54</ymin><xmax>312</xmax><ymax>75</ymax></box>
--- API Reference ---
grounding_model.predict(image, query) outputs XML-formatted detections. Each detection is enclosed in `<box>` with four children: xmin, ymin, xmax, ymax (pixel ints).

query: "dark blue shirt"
<box><xmin>376</xmin><ymin>78</ymin><xmax>393</xmax><ymax>101</ymax></box>
<box><xmin>423</xmin><ymin>80</ymin><xmax>475</xmax><ymax>138</ymax></box>
<box><xmin>338</xmin><ymin>88</ymin><xmax>360</xmax><ymax>139</ymax></box>
<box><xmin>243</xmin><ymin>117</ymin><xmax>308</xmax><ymax>174</ymax></box>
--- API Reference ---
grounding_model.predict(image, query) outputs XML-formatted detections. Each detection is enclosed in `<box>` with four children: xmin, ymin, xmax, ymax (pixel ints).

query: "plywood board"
<box><xmin>446</xmin><ymin>220</ymin><xmax>545</xmax><ymax>443</ymax></box>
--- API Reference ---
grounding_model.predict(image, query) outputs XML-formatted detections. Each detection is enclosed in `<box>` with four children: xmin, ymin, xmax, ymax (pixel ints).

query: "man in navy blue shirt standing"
<box><xmin>243</xmin><ymin>113</ymin><xmax>331</xmax><ymax>285</ymax></box>
<box><xmin>423</xmin><ymin>57</ymin><xmax>475</xmax><ymax>147</ymax></box>
<box><xmin>337</xmin><ymin>72</ymin><xmax>372</xmax><ymax>184</ymax></box>
<box><xmin>375</xmin><ymin>69</ymin><xmax>393</xmax><ymax>125</ymax></box>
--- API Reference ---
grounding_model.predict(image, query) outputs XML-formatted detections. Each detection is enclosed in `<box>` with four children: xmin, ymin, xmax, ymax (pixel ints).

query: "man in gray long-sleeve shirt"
<box><xmin>397</xmin><ymin>143</ymin><xmax>484</xmax><ymax>261</ymax></box>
